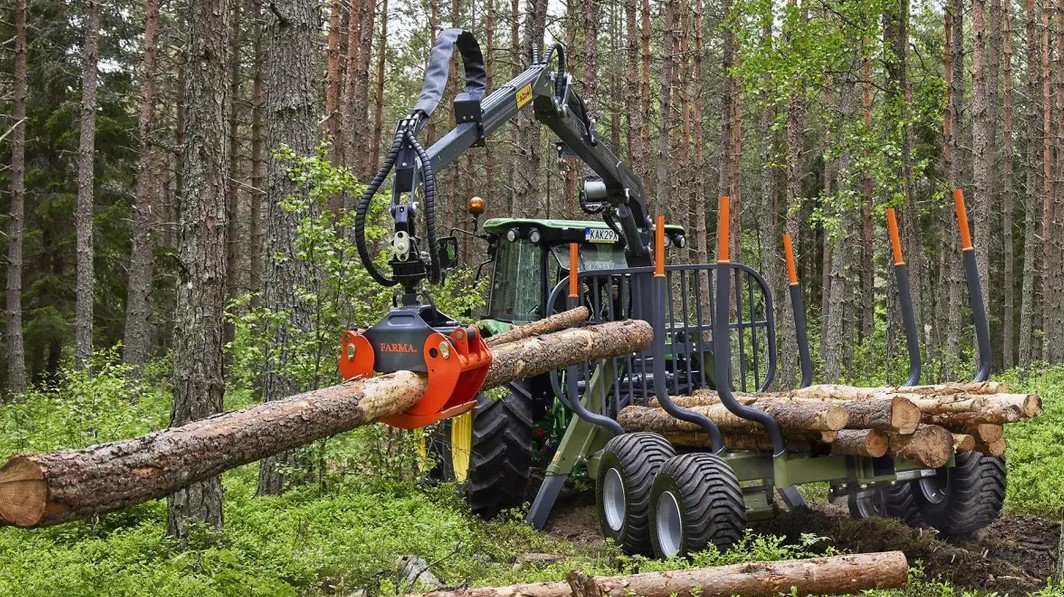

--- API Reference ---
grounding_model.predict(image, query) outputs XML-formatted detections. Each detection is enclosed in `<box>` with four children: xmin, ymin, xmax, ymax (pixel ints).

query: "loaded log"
<box><xmin>0</xmin><ymin>319</ymin><xmax>652</xmax><ymax>528</ymax></box>
<box><xmin>619</xmin><ymin>401</ymin><xmax>849</xmax><ymax>434</ymax></box>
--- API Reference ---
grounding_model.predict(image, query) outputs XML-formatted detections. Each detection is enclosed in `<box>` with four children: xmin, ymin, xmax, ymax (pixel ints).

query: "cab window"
<box><xmin>488</xmin><ymin>239</ymin><xmax>542</xmax><ymax>322</ymax></box>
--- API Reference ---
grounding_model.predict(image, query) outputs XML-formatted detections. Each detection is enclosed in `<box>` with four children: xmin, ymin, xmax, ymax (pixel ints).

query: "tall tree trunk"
<box><xmin>371</xmin><ymin>0</ymin><xmax>389</xmax><ymax>172</ymax></box>
<box><xmin>1049</xmin><ymin>0</ymin><xmax>1064</xmax><ymax>363</ymax></box>
<box><xmin>325</xmin><ymin>0</ymin><xmax>344</xmax><ymax>154</ymax></box>
<box><xmin>655</xmin><ymin>0</ymin><xmax>676</xmax><ymax>215</ymax></box>
<box><xmin>1001</xmin><ymin>0</ymin><xmax>1015</xmax><ymax>368</ymax></box>
<box><xmin>339</xmin><ymin>0</ymin><xmax>365</xmax><ymax>177</ymax></box>
<box><xmin>583</xmin><ymin>0</ymin><xmax>600</xmax><ymax>108</ymax></box>
<box><xmin>506</xmin><ymin>0</ymin><xmax>519</xmax><ymax>214</ymax></box>
<box><xmin>168</xmin><ymin>0</ymin><xmax>231</xmax><ymax>540</ymax></box>
<box><xmin>5</xmin><ymin>0</ymin><xmax>28</xmax><ymax>395</ymax></box>
<box><xmin>123</xmin><ymin>0</ymin><xmax>163</xmax><ymax>373</ymax></box>
<box><xmin>1019</xmin><ymin>0</ymin><xmax>1041</xmax><ymax>368</ymax></box>
<box><xmin>225</xmin><ymin>0</ymin><xmax>247</xmax><ymax>328</ymax></box>
<box><xmin>257</xmin><ymin>0</ymin><xmax>322</xmax><ymax>495</ymax></box>
<box><xmin>639</xmin><ymin>0</ymin><xmax>653</xmax><ymax>200</ymax></box>
<box><xmin>1040</xmin><ymin>0</ymin><xmax>1056</xmax><ymax>361</ymax></box>
<box><xmin>944</xmin><ymin>0</ymin><xmax>965</xmax><ymax>379</ymax></box>
<box><xmin>624</xmin><ymin>0</ymin><xmax>640</xmax><ymax>166</ymax></box>
<box><xmin>972</xmin><ymin>0</ymin><xmax>993</xmax><ymax>360</ymax></box>
<box><xmin>249</xmin><ymin>0</ymin><xmax>266</xmax><ymax>301</ymax></box>
<box><xmin>75</xmin><ymin>0</ymin><xmax>101</xmax><ymax>370</ymax></box>
<box><xmin>348</xmin><ymin>0</ymin><xmax>377</xmax><ymax>180</ymax></box>
<box><xmin>688</xmin><ymin>0</ymin><xmax>708</xmax><ymax>266</ymax></box>
<box><xmin>510</xmin><ymin>0</ymin><xmax>548</xmax><ymax>216</ymax></box>
<box><xmin>720</xmin><ymin>0</ymin><xmax>742</xmax><ymax>260</ymax></box>
<box><xmin>860</xmin><ymin>51</ymin><xmax>875</xmax><ymax>342</ymax></box>
<box><xmin>483</xmin><ymin>0</ymin><xmax>496</xmax><ymax>213</ymax></box>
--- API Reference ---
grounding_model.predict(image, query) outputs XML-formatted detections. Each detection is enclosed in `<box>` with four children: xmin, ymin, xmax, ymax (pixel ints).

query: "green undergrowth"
<box><xmin>0</xmin><ymin>357</ymin><xmax>1061</xmax><ymax>595</ymax></box>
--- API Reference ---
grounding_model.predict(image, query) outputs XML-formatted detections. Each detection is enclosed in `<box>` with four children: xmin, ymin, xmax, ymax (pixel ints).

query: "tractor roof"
<box><xmin>482</xmin><ymin>218</ymin><xmax>685</xmax><ymax>235</ymax></box>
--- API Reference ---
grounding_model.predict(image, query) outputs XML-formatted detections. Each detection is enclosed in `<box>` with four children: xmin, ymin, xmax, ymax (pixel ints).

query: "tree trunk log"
<box><xmin>832</xmin><ymin>429</ymin><xmax>889</xmax><ymax>458</ymax></box>
<box><xmin>416</xmin><ymin>552</ymin><xmax>909</xmax><ymax>596</ymax></box>
<box><xmin>485</xmin><ymin>306</ymin><xmax>589</xmax><ymax>347</ymax></box>
<box><xmin>798</xmin><ymin>381</ymin><xmax>1010</xmax><ymax>396</ymax></box>
<box><xmin>952</xmin><ymin>433</ymin><xmax>977</xmax><ymax>452</ymax></box>
<box><xmin>661</xmin><ymin>393</ymin><xmax>919</xmax><ymax>434</ymax></box>
<box><xmin>646</xmin><ymin>430</ymin><xmax>836</xmax><ymax>453</ymax></box>
<box><xmin>0</xmin><ymin>320</ymin><xmax>651</xmax><ymax>528</ymax></box>
<box><xmin>974</xmin><ymin>437</ymin><xmax>1007</xmax><ymax>457</ymax></box>
<box><xmin>887</xmin><ymin>424</ymin><xmax>955</xmax><ymax>468</ymax></box>
<box><xmin>620</xmin><ymin>401</ymin><xmax>849</xmax><ymax>434</ymax></box>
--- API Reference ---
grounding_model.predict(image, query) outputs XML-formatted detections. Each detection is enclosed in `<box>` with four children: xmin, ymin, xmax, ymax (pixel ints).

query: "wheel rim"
<box><xmin>854</xmin><ymin>494</ymin><xmax>883</xmax><ymax>518</ymax></box>
<box><xmin>602</xmin><ymin>468</ymin><xmax>626</xmax><ymax>532</ymax></box>
<box><xmin>656</xmin><ymin>490</ymin><xmax>683</xmax><ymax>559</ymax></box>
<box><xmin>449</xmin><ymin>412</ymin><xmax>473</xmax><ymax>483</ymax></box>
<box><xmin>919</xmin><ymin>473</ymin><xmax>949</xmax><ymax>504</ymax></box>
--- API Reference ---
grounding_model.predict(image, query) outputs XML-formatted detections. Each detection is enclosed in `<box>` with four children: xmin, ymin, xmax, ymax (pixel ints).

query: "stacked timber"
<box><xmin>621</xmin><ymin>381</ymin><xmax>1041</xmax><ymax>467</ymax></box>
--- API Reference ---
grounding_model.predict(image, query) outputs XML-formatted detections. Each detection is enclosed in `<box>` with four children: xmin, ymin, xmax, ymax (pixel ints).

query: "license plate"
<box><xmin>585</xmin><ymin>227</ymin><xmax>618</xmax><ymax>244</ymax></box>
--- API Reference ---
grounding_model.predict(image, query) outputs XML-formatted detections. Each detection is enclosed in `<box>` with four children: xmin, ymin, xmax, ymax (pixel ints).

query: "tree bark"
<box><xmin>168</xmin><ymin>0</ymin><xmax>231</xmax><ymax>539</ymax></box>
<box><xmin>943</xmin><ymin>0</ymin><xmax>966</xmax><ymax>378</ymax></box>
<box><xmin>485</xmin><ymin>307</ymin><xmax>589</xmax><ymax>347</ymax></box>
<box><xmin>338</xmin><ymin>0</ymin><xmax>365</xmax><ymax>174</ymax></box>
<box><xmin>887</xmin><ymin>424</ymin><xmax>955</xmax><ymax>468</ymax></box>
<box><xmin>618</xmin><ymin>402</ymin><xmax>850</xmax><ymax>434</ymax></box>
<box><xmin>1018</xmin><ymin>0</ymin><xmax>1041</xmax><ymax>368</ymax></box>
<box><xmin>415</xmin><ymin>552</ymin><xmax>909</xmax><ymax>597</ymax></box>
<box><xmin>1000</xmin><ymin>0</ymin><xmax>1015</xmax><ymax>368</ymax></box>
<box><xmin>324</xmin><ymin>0</ymin><xmax>344</xmax><ymax>154</ymax></box>
<box><xmin>0</xmin><ymin>320</ymin><xmax>651</xmax><ymax>528</ymax></box>
<box><xmin>257</xmin><ymin>0</ymin><xmax>323</xmax><ymax>496</ymax></box>
<box><xmin>249</xmin><ymin>0</ymin><xmax>267</xmax><ymax>299</ymax></box>
<box><xmin>370</xmin><ymin>0</ymin><xmax>389</xmax><ymax>172</ymax></box>
<box><xmin>224</xmin><ymin>0</ymin><xmax>247</xmax><ymax>309</ymax></box>
<box><xmin>75</xmin><ymin>0</ymin><xmax>102</xmax><ymax>370</ymax></box>
<box><xmin>123</xmin><ymin>0</ymin><xmax>163</xmax><ymax>373</ymax></box>
<box><xmin>971</xmin><ymin>0</ymin><xmax>993</xmax><ymax>345</ymax></box>
<box><xmin>639</xmin><ymin>0</ymin><xmax>652</xmax><ymax>196</ymax></box>
<box><xmin>5</xmin><ymin>0</ymin><xmax>28</xmax><ymax>395</ymax></box>
<box><xmin>655</xmin><ymin>0</ymin><xmax>676</xmax><ymax>216</ymax></box>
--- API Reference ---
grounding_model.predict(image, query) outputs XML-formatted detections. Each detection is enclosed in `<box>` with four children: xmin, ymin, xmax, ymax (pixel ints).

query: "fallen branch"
<box><xmin>0</xmin><ymin>319</ymin><xmax>652</xmax><ymax>528</ymax></box>
<box><xmin>415</xmin><ymin>551</ymin><xmax>909</xmax><ymax>596</ymax></box>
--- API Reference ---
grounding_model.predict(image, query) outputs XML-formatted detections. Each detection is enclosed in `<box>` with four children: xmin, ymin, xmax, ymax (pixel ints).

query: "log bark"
<box><xmin>0</xmin><ymin>320</ymin><xmax>651</xmax><ymax>528</ymax></box>
<box><xmin>485</xmin><ymin>307</ymin><xmax>589</xmax><ymax>347</ymax></box>
<box><xmin>647</xmin><ymin>430</ymin><xmax>836</xmax><ymax>453</ymax></box>
<box><xmin>887</xmin><ymin>424</ymin><xmax>955</xmax><ymax>468</ymax></box>
<box><xmin>908</xmin><ymin>393</ymin><xmax>1041</xmax><ymax>422</ymax></box>
<box><xmin>832</xmin><ymin>429</ymin><xmax>889</xmax><ymax>458</ymax></box>
<box><xmin>416</xmin><ymin>551</ymin><xmax>909</xmax><ymax>596</ymax></box>
<box><xmin>968</xmin><ymin>423</ymin><xmax>1004</xmax><ymax>443</ymax></box>
<box><xmin>662</xmin><ymin>393</ymin><xmax>919</xmax><ymax>434</ymax></box>
<box><xmin>974</xmin><ymin>437</ymin><xmax>1007</xmax><ymax>457</ymax></box>
<box><xmin>619</xmin><ymin>401</ymin><xmax>849</xmax><ymax>434</ymax></box>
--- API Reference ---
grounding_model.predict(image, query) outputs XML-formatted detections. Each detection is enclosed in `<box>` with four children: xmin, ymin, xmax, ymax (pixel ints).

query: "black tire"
<box><xmin>844</xmin><ymin>482</ymin><xmax>922</xmax><ymax>527</ymax></box>
<box><xmin>911</xmin><ymin>451</ymin><xmax>1006</xmax><ymax>537</ymax></box>
<box><xmin>429</xmin><ymin>392</ymin><xmax>535</xmax><ymax>519</ymax></box>
<box><xmin>649</xmin><ymin>453</ymin><xmax>746</xmax><ymax>559</ymax></box>
<box><xmin>595</xmin><ymin>433</ymin><xmax>675</xmax><ymax>555</ymax></box>
<box><xmin>468</xmin><ymin>391</ymin><xmax>535</xmax><ymax>518</ymax></box>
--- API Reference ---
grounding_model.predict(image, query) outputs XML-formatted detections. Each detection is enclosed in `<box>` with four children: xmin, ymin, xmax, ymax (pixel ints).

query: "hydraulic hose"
<box><xmin>355</xmin><ymin>128</ymin><xmax>405</xmax><ymax>287</ymax></box>
<box><xmin>407</xmin><ymin>133</ymin><xmax>441</xmax><ymax>285</ymax></box>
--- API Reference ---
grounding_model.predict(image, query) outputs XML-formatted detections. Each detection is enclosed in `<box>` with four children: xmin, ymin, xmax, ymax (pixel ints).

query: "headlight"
<box><xmin>675</xmin><ymin>234</ymin><xmax>687</xmax><ymax>248</ymax></box>
<box><xmin>506</xmin><ymin>228</ymin><xmax>519</xmax><ymax>242</ymax></box>
<box><xmin>528</xmin><ymin>228</ymin><xmax>541</xmax><ymax>244</ymax></box>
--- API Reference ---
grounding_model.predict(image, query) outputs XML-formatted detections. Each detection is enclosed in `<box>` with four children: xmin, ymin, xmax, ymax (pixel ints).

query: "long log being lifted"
<box><xmin>416</xmin><ymin>551</ymin><xmax>909</xmax><ymax>597</ymax></box>
<box><xmin>0</xmin><ymin>318</ymin><xmax>652</xmax><ymax>528</ymax></box>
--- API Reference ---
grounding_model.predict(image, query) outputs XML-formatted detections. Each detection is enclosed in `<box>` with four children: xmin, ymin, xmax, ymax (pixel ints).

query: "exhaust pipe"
<box><xmin>782</xmin><ymin>233</ymin><xmax>813</xmax><ymax>388</ymax></box>
<box><xmin>886</xmin><ymin>208</ymin><xmax>921</xmax><ymax>386</ymax></box>
<box><xmin>953</xmin><ymin>189</ymin><xmax>992</xmax><ymax>382</ymax></box>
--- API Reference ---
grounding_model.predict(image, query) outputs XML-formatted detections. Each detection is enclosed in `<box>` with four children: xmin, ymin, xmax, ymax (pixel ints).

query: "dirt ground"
<box><xmin>544</xmin><ymin>489</ymin><xmax>1061</xmax><ymax>594</ymax></box>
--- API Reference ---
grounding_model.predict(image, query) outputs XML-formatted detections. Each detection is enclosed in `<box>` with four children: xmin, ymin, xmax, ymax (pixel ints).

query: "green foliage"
<box><xmin>997</xmin><ymin>366</ymin><xmax>1064</xmax><ymax>516</ymax></box>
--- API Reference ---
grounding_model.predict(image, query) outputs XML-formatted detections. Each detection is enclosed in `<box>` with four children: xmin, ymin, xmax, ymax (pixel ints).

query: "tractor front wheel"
<box><xmin>426</xmin><ymin>391</ymin><xmax>535</xmax><ymax>519</ymax></box>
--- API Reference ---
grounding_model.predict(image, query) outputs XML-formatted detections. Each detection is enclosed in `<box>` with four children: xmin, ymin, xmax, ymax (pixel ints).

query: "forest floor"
<box><xmin>0</xmin><ymin>363</ymin><xmax>1062</xmax><ymax>595</ymax></box>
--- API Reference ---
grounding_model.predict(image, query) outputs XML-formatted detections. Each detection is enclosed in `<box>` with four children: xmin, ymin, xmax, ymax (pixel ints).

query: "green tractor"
<box><xmin>425</xmin><ymin>217</ymin><xmax>687</xmax><ymax>519</ymax></box>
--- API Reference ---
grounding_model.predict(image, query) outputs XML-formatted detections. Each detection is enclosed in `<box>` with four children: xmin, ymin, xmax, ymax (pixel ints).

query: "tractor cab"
<box><xmin>479</xmin><ymin>218</ymin><xmax>687</xmax><ymax>329</ymax></box>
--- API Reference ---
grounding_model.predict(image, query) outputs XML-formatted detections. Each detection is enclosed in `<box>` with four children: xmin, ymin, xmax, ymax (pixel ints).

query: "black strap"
<box><xmin>414</xmin><ymin>28</ymin><xmax>486</xmax><ymax>118</ymax></box>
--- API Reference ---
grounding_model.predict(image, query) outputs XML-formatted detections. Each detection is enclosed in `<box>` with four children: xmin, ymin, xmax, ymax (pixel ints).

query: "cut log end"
<box><xmin>831</xmin><ymin>429</ymin><xmax>889</xmax><ymax>458</ymax></box>
<box><xmin>0</xmin><ymin>456</ymin><xmax>48</xmax><ymax>527</ymax></box>
<box><xmin>888</xmin><ymin>424</ymin><xmax>954</xmax><ymax>468</ymax></box>
<box><xmin>889</xmin><ymin>396</ymin><xmax>922</xmax><ymax>434</ymax></box>
<box><xmin>952</xmin><ymin>433</ymin><xmax>976</xmax><ymax>452</ymax></box>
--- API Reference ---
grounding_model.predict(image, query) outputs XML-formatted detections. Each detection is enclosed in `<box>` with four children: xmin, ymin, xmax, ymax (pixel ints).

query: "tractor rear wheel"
<box><xmin>595</xmin><ymin>433</ymin><xmax>675</xmax><ymax>555</ymax></box>
<box><xmin>427</xmin><ymin>392</ymin><xmax>535</xmax><ymax>519</ymax></box>
<box><xmin>649</xmin><ymin>453</ymin><xmax>746</xmax><ymax>559</ymax></box>
<box><xmin>910</xmin><ymin>451</ymin><xmax>1005</xmax><ymax>537</ymax></box>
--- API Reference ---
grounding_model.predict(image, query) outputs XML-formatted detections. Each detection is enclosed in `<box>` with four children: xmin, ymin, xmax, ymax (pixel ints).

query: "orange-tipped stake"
<box><xmin>654</xmin><ymin>215</ymin><xmax>666</xmax><ymax>277</ymax></box>
<box><xmin>954</xmin><ymin>188</ymin><xmax>973</xmax><ymax>251</ymax></box>
<box><xmin>717</xmin><ymin>196</ymin><xmax>731</xmax><ymax>263</ymax></box>
<box><xmin>886</xmin><ymin>207</ymin><xmax>905</xmax><ymax>266</ymax></box>
<box><xmin>568</xmin><ymin>243</ymin><xmax>579</xmax><ymax>298</ymax></box>
<box><xmin>783</xmin><ymin>233</ymin><xmax>799</xmax><ymax>285</ymax></box>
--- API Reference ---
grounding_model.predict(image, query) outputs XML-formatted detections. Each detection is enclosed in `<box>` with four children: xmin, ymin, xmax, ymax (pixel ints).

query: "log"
<box><xmin>968</xmin><ymin>423</ymin><xmax>1004</xmax><ymax>443</ymax></box>
<box><xmin>973</xmin><ymin>437</ymin><xmax>1007</xmax><ymax>457</ymax></box>
<box><xmin>912</xmin><ymin>393</ymin><xmax>1042</xmax><ymax>425</ymax></box>
<box><xmin>649</xmin><ymin>430</ymin><xmax>837</xmax><ymax>453</ymax></box>
<box><xmin>659</xmin><ymin>394</ymin><xmax>920</xmax><ymax>435</ymax></box>
<box><xmin>415</xmin><ymin>552</ymin><xmax>909</xmax><ymax>596</ymax></box>
<box><xmin>0</xmin><ymin>319</ymin><xmax>652</xmax><ymax>528</ymax></box>
<box><xmin>618</xmin><ymin>402</ymin><xmax>849</xmax><ymax>434</ymax></box>
<box><xmin>832</xmin><ymin>429</ymin><xmax>889</xmax><ymax>458</ymax></box>
<box><xmin>887</xmin><ymin>424</ymin><xmax>955</xmax><ymax>468</ymax></box>
<box><xmin>797</xmin><ymin>381</ymin><xmax>1010</xmax><ymax>397</ymax></box>
<box><xmin>484</xmin><ymin>306</ymin><xmax>589</xmax><ymax>347</ymax></box>
<box><xmin>952</xmin><ymin>433</ymin><xmax>977</xmax><ymax>452</ymax></box>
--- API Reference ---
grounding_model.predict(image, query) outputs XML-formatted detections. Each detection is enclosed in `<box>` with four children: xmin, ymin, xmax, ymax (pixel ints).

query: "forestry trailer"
<box><xmin>347</xmin><ymin>28</ymin><xmax>1012</xmax><ymax>558</ymax></box>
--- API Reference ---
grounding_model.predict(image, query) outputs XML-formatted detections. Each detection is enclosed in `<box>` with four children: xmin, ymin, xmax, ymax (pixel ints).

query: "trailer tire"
<box><xmin>596</xmin><ymin>433</ymin><xmax>675</xmax><ymax>555</ymax></box>
<box><xmin>649</xmin><ymin>453</ymin><xmax>746</xmax><ymax>559</ymax></box>
<box><xmin>911</xmin><ymin>451</ymin><xmax>1005</xmax><ymax>537</ymax></box>
<box><xmin>433</xmin><ymin>391</ymin><xmax>534</xmax><ymax>519</ymax></box>
<box><xmin>845</xmin><ymin>483</ymin><xmax>922</xmax><ymax>528</ymax></box>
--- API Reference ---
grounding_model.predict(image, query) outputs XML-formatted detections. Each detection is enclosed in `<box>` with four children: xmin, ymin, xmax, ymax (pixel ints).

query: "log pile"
<box><xmin>623</xmin><ymin>381</ymin><xmax>1041</xmax><ymax>468</ymax></box>
<box><xmin>0</xmin><ymin>310</ymin><xmax>652</xmax><ymax>528</ymax></box>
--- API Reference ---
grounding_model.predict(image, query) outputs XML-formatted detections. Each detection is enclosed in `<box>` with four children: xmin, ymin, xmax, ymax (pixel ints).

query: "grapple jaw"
<box><xmin>339</xmin><ymin>304</ymin><xmax>492</xmax><ymax>429</ymax></box>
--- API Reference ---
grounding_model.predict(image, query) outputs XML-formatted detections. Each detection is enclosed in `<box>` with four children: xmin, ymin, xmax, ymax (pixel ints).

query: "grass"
<box><xmin>0</xmin><ymin>358</ymin><xmax>1060</xmax><ymax>595</ymax></box>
